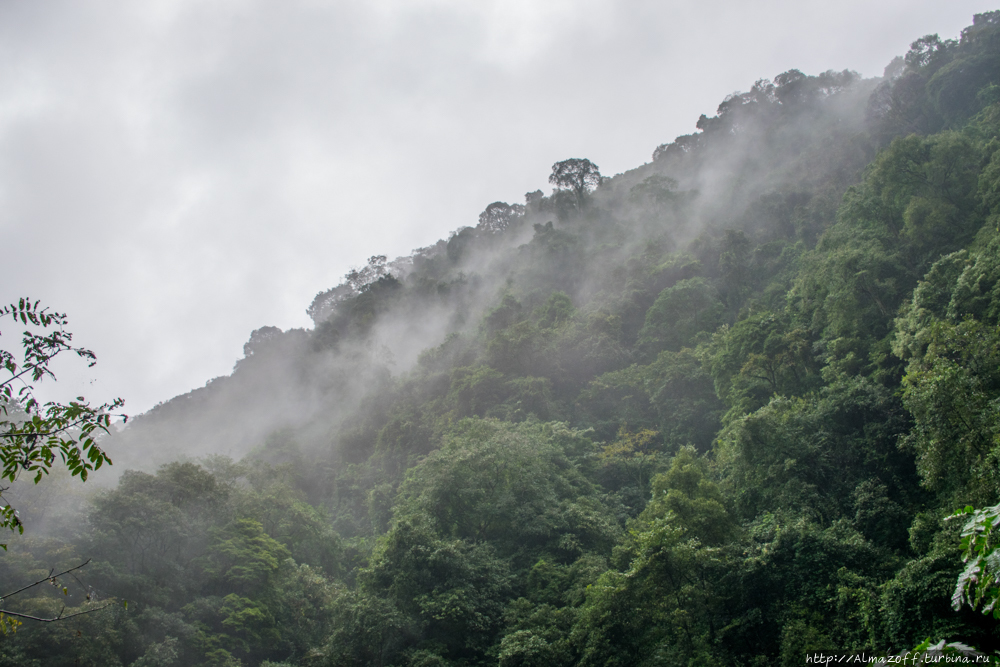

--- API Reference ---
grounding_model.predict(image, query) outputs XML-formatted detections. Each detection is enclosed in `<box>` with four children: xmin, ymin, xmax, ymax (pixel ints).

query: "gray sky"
<box><xmin>0</xmin><ymin>0</ymin><xmax>994</xmax><ymax>415</ymax></box>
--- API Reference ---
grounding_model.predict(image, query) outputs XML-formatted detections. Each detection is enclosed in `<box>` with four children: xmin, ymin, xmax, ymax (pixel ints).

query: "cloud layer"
<box><xmin>0</xmin><ymin>0</ymin><xmax>991</xmax><ymax>413</ymax></box>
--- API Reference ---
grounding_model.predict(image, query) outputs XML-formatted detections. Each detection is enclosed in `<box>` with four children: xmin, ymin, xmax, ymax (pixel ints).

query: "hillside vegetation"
<box><xmin>5</xmin><ymin>12</ymin><xmax>1000</xmax><ymax>666</ymax></box>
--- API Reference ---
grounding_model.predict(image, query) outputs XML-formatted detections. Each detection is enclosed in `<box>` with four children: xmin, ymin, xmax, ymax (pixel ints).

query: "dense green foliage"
<box><xmin>7</xmin><ymin>11</ymin><xmax>1000</xmax><ymax>665</ymax></box>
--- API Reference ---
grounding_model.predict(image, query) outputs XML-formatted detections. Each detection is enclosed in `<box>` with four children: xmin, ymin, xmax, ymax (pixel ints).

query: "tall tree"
<box><xmin>549</xmin><ymin>159</ymin><xmax>602</xmax><ymax>204</ymax></box>
<box><xmin>478</xmin><ymin>201</ymin><xmax>524</xmax><ymax>234</ymax></box>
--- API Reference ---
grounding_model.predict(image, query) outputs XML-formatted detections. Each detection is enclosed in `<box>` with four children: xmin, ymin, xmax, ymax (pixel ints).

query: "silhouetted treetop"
<box><xmin>549</xmin><ymin>158</ymin><xmax>602</xmax><ymax>200</ymax></box>
<box><xmin>477</xmin><ymin>201</ymin><xmax>524</xmax><ymax>234</ymax></box>
<box><xmin>307</xmin><ymin>255</ymin><xmax>390</xmax><ymax>324</ymax></box>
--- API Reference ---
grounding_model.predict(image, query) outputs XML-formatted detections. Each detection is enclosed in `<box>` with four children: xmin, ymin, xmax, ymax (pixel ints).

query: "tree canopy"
<box><xmin>9</xmin><ymin>11</ymin><xmax>1000</xmax><ymax>665</ymax></box>
<box><xmin>548</xmin><ymin>158</ymin><xmax>602</xmax><ymax>202</ymax></box>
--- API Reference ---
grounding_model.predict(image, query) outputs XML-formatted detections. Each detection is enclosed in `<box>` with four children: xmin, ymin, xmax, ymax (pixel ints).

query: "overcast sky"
<box><xmin>0</xmin><ymin>0</ymin><xmax>995</xmax><ymax>415</ymax></box>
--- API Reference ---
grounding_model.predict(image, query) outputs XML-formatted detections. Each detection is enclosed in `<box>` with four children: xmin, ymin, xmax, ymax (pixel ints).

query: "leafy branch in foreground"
<box><xmin>0</xmin><ymin>298</ymin><xmax>126</xmax><ymax>538</ymax></box>
<box><xmin>886</xmin><ymin>502</ymin><xmax>1000</xmax><ymax>662</ymax></box>
<box><xmin>951</xmin><ymin>503</ymin><xmax>1000</xmax><ymax>617</ymax></box>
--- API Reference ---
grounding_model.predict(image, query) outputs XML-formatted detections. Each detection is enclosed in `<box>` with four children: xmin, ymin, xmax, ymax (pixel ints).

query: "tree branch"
<box><xmin>0</xmin><ymin>601</ymin><xmax>114</xmax><ymax>623</ymax></box>
<box><xmin>0</xmin><ymin>418</ymin><xmax>97</xmax><ymax>439</ymax></box>
<box><xmin>0</xmin><ymin>559</ymin><xmax>92</xmax><ymax>601</ymax></box>
<box><xmin>0</xmin><ymin>353</ymin><xmax>62</xmax><ymax>391</ymax></box>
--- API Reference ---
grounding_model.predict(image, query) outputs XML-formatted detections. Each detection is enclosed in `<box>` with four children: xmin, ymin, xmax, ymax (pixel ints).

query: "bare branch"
<box><xmin>0</xmin><ymin>559</ymin><xmax>92</xmax><ymax>601</ymax></box>
<box><xmin>0</xmin><ymin>601</ymin><xmax>115</xmax><ymax>623</ymax></box>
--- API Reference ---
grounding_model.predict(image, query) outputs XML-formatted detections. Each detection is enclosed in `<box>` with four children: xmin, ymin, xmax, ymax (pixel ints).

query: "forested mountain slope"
<box><xmin>5</xmin><ymin>11</ymin><xmax>1000</xmax><ymax>667</ymax></box>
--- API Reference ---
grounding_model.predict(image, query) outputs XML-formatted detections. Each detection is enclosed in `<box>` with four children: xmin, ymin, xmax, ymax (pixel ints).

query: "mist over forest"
<box><xmin>6</xmin><ymin>10</ymin><xmax>1000</xmax><ymax>666</ymax></box>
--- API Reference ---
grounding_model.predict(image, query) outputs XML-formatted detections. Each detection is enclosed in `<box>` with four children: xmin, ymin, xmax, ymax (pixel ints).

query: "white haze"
<box><xmin>0</xmin><ymin>0</ymin><xmax>994</xmax><ymax>416</ymax></box>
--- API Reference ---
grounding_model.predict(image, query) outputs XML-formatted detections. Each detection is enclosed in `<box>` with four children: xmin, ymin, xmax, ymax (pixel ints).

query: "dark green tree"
<box><xmin>549</xmin><ymin>159</ymin><xmax>602</xmax><ymax>204</ymax></box>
